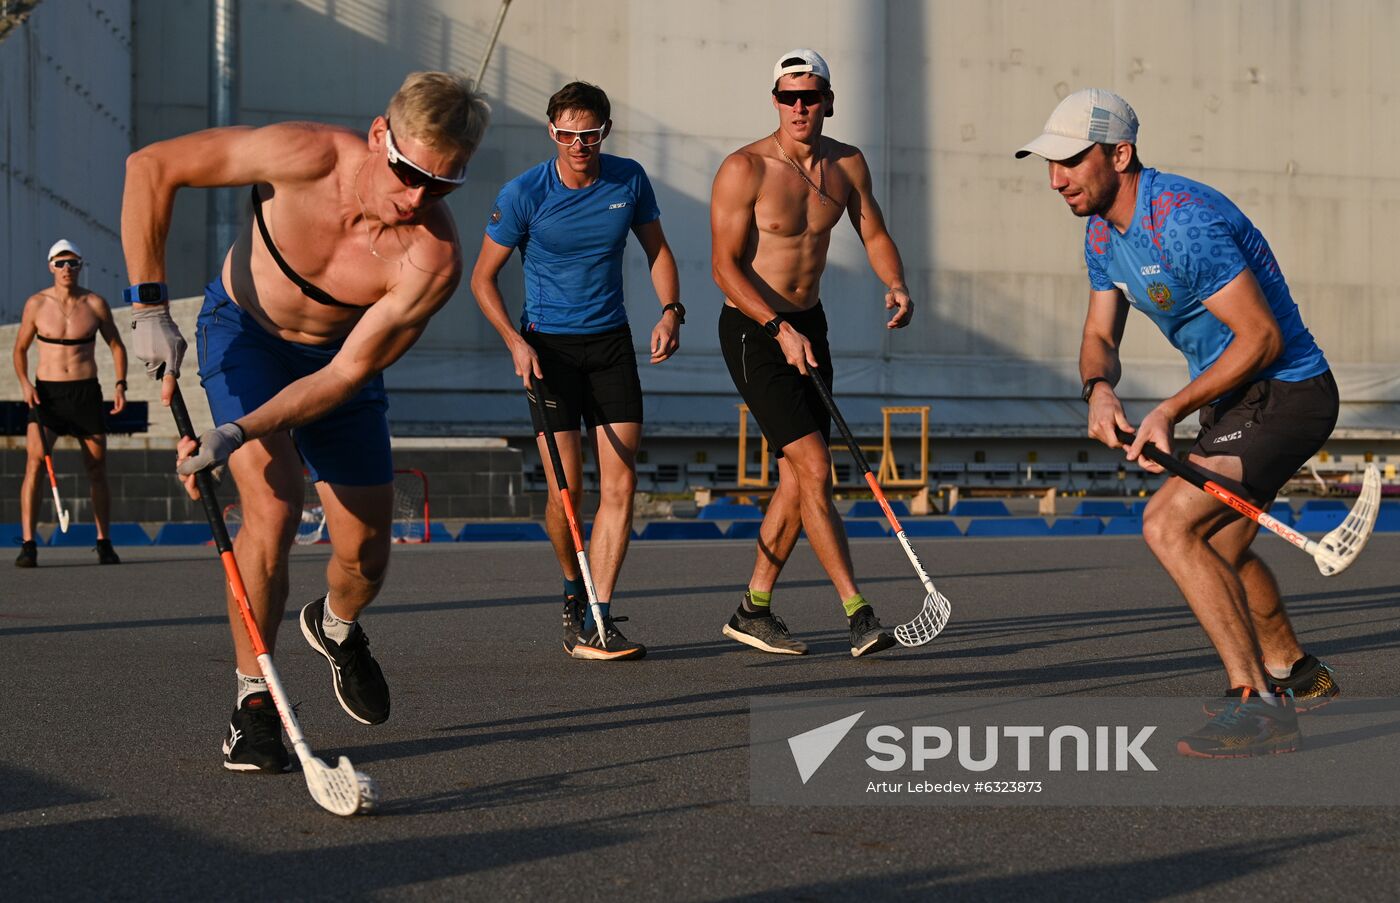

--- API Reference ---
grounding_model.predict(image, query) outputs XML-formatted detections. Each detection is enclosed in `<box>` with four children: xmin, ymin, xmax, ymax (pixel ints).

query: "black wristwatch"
<box><xmin>123</xmin><ymin>282</ymin><xmax>169</xmax><ymax>305</ymax></box>
<box><xmin>763</xmin><ymin>316</ymin><xmax>782</xmax><ymax>338</ymax></box>
<box><xmin>115</xmin><ymin>380</ymin><xmax>128</xmax><ymax>390</ymax></box>
<box><xmin>1081</xmin><ymin>376</ymin><xmax>1110</xmax><ymax>403</ymax></box>
<box><xmin>662</xmin><ymin>302</ymin><xmax>686</xmax><ymax>324</ymax></box>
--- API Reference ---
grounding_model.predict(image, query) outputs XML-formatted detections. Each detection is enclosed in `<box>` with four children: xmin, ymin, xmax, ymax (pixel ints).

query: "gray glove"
<box><xmin>178</xmin><ymin>423</ymin><xmax>246</xmax><ymax>476</ymax></box>
<box><xmin>130</xmin><ymin>305</ymin><xmax>187</xmax><ymax>380</ymax></box>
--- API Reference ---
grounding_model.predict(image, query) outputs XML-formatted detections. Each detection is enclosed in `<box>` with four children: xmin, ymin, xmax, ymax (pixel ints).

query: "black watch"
<box><xmin>123</xmin><ymin>282</ymin><xmax>169</xmax><ymax>305</ymax></box>
<box><xmin>763</xmin><ymin>316</ymin><xmax>782</xmax><ymax>338</ymax></box>
<box><xmin>115</xmin><ymin>380</ymin><xmax>128</xmax><ymax>389</ymax></box>
<box><xmin>1081</xmin><ymin>377</ymin><xmax>1110</xmax><ymax>403</ymax></box>
<box><xmin>662</xmin><ymin>302</ymin><xmax>686</xmax><ymax>324</ymax></box>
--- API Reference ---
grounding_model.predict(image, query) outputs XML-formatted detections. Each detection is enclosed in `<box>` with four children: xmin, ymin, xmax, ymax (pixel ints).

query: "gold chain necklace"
<box><xmin>773</xmin><ymin>132</ymin><xmax>828</xmax><ymax>205</ymax></box>
<box><xmin>352</xmin><ymin>155</ymin><xmax>397</xmax><ymax>262</ymax></box>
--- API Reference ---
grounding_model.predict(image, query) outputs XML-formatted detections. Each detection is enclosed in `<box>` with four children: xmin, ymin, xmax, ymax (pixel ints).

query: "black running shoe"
<box><xmin>849</xmin><ymin>605</ymin><xmax>896</xmax><ymax>658</ymax></box>
<box><xmin>14</xmin><ymin>540</ymin><xmax>37</xmax><ymax>568</ymax></box>
<box><xmin>1274</xmin><ymin>654</ymin><xmax>1340</xmax><ymax>713</ymax></box>
<box><xmin>562</xmin><ymin>594</ymin><xmax>585</xmax><ymax>655</ymax></box>
<box><xmin>722</xmin><ymin>606</ymin><xmax>808</xmax><ymax>655</ymax></box>
<box><xmin>572</xmin><ymin>615</ymin><xmax>646</xmax><ymax>661</ymax></box>
<box><xmin>95</xmin><ymin>539</ymin><xmax>121</xmax><ymax>565</ymax></box>
<box><xmin>222</xmin><ymin>691</ymin><xmax>291</xmax><ymax>773</ymax></box>
<box><xmin>300</xmin><ymin>596</ymin><xmax>391</xmax><ymax>724</ymax></box>
<box><xmin>1178</xmin><ymin>689</ymin><xmax>1300</xmax><ymax>758</ymax></box>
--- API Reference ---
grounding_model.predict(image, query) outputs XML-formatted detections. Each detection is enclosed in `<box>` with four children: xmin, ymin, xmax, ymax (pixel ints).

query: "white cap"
<box><xmin>1015</xmin><ymin>88</ymin><xmax>1139</xmax><ymax>160</ymax></box>
<box><xmin>773</xmin><ymin>48</ymin><xmax>831</xmax><ymax>87</ymax></box>
<box><xmin>48</xmin><ymin>239</ymin><xmax>83</xmax><ymax>261</ymax></box>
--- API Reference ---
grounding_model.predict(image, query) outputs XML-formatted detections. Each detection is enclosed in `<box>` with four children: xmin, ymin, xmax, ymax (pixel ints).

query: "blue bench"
<box><xmin>1049</xmin><ymin>517</ymin><xmax>1105</xmax><ymax>536</ymax></box>
<box><xmin>637</xmin><ymin>522</ymin><xmax>724</xmax><ymax>541</ymax></box>
<box><xmin>1376</xmin><ymin>501</ymin><xmax>1400</xmax><ymax>533</ymax></box>
<box><xmin>455</xmin><ymin>523</ymin><xmax>549</xmax><ymax>542</ymax></box>
<box><xmin>964</xmin><ymin>517</ymin><xmax>1050</xmax><ymax>537</ymax></box>
<box><xmin>949</xmin><ymin>500</ymin><xmax>1011</xmax><ymax>517</ymax></box>
<box><xmin>848</xmin><ymin>500</ymin><xmax>908</xmax><ymax>519</ymax></box>
<box><xmin>152</xmin><ymin>523</ymin><xmax>215</xmax><ymax>545</ymax></box>
<box><xmin>1293</xmin><ymin>510</ymin><xmax>1346</xmax><ymax>534</ymax></box>
<box><xmin>724</xmin><ymin>521</ymin><xmax>765</xmax><ymax>539</ymax></box>
<box><xmin>1102</xmin><ymin>516</ymin><xmax>1143</xmax><ymax>535</ymax></box>
<box><xmin>1298</xmin><ymin>499</ymin><xmax>1349</xmax><ymax>514</ymax></box>
<box><xmin>697</xmin><ymin>503</ymin><xmax>764</xmax><ymax>521</ymax></box>
<box><xmin>48</xmin><ymin>523</ymin><xmax>152</xmax><ymax>547</ymax></box>
<box><xmin>844</xmin><ymin>520</ymin><xmax>889</xmax><ymax>538</ymax></box>
<box><xmin>1073</xmin><ymin>500</ymin><xmax>1132</xmax><ymax>517</ymax></box>
<box><xmin>898</xmin><ymin>520</ymin><xmax>963</xmax><ymax>538</ymax></box>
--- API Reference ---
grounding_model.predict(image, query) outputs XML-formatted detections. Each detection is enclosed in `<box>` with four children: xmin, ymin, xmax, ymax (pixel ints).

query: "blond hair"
<box><xmin>386</xmin><ymin>71</ymin><xmax>491</xmax><ymax>159</ymax></box>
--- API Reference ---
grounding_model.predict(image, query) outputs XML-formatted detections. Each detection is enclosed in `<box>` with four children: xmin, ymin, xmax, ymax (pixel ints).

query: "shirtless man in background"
<box><xmin>710</xmin><ymin>49</ymin><xmax>913</xmax><ymax>658</ymax></box>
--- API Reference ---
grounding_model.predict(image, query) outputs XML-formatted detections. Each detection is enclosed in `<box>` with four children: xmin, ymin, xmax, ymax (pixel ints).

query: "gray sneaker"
<box><xmin>722</xmin><ymin>606</ymin><xmax>808</xmax><ymax>655</ymax></box>
<box><xmin>849</xmin><ymin>605</ymin><xmax>896</xmax><ymax>658</ymax></box>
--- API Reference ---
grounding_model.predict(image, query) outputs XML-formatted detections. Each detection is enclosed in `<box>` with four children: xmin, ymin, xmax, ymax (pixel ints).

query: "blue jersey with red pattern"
<box><xmin>1083</xmin><ymin>168</ymin><xmax>1327</xmax><ymax>382</ymax></box>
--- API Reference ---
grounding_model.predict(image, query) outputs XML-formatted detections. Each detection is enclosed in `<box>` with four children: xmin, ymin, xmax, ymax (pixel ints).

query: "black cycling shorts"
<box><xmin>718</xmin><ymin>303</ymin><xmax>833</xmax><ymax>457</ymax></box>
<box><xmin>523</xmin><ymin>326</ymin><xmax>643</xmax><ymax>433</ymax></box>
<box><xmin>29</xmin><ymin>378</ymin><xmax>105</xmax><ymax>438</ymax></box>
<box><xmin>1192</xmin><ymin>370</ymin><xmax>1339</xmax><ymax>503</ymax></box>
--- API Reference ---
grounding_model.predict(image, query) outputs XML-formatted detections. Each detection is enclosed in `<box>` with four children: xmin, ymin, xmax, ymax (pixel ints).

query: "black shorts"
<box><xmin>523</xmin><ymin>326</ymin><xmax>643</xmax><ymax>433</ymax></box>
<box><xmin>718</xmin><ymin>304</ymin><xmax>833</xmax><ymax>456</ymax></box>
<box><xmin>28</xmin><ymin>378</ymin><xmax>105</xmax><ymax>438</ymax></box>
<box><xmin>1192</xmin><ymin>370</ymin><xmax>1339</xmax><ymax>503</ymax></box>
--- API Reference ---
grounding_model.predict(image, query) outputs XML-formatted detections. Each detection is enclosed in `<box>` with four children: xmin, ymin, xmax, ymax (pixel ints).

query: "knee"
<box><xmin>84</xmin><ymin>459</ymin><xmax>107</xmax><ymax>481</ymax></box>
<box><xmin>1141</xmin><ymin>504</ymin><xmax>1186</xmax><ymax>555</ymax></box>
<box><xmin>601</xmin><ymin>471</ymin><xmax>636</xmax><ymax>508</ymax></box>
<box><xmin>335</xmin><ymin>543</ymin><xmax>390</xmax><ymax>588</ymax></box>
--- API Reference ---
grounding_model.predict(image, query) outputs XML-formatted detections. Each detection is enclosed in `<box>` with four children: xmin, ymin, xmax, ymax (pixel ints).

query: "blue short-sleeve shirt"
<box><xmin>486</xmin><ymin>154</ymin><xmax>660</xmax><ymax>335</ymax></box>
<box><xmin>1083</xmin><ymin>168</ymin><xmax>1327</xmax><ymax>382</ymax></box>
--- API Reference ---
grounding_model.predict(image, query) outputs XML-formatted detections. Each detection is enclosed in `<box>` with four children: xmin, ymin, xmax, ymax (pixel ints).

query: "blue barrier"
<box><xmin>1299</xmin><ymin>499</ymin><xmax>1348</xmax><ymax>514</ymax></box>
<box><xmin>638</xmin><ymin>521</ymin><xmax>724</xmax><ymax>541</ymax></box>
<box><xmin>456</xmin><ymin>522</ymin><xmax>548</xmax><ymax>542</ymax></box>
<box><xmin>724</xmin><ymin>521</ymin><xmax>765</xmax><ymax>539</ymax></box>
<box><xmin>1049</xmin><ymin>517</ymin><xmax>1105</xmax><ymax>536</ymax></box>
<box><xmin>964</xmin><ymin>517</ymin><xmax>1050</xmax><ymax>537</ymax></box>
<box><xmin>2</xmin><ymin>522</ymin><xmax>38</xmax><ymax>546</ymax></box>
<box><xmin>1102</xmin><ymin>516</ymin><xmax>1143</xmax><ymax>535</ymax></box>
<box><xmin>844</xmin><ymin>520</ymin><xmax>889</xmax><ymax>538</ymax></box>
<box><xmin>45</xmin><ymin>522</ymin><xmax>151</xmax><ymax>547</ymax></box>
<box><xmin>848</xmin><ymin>500</ymin><xmax>909</xmax><ymax>519</ymax></box>
<box><xmin>898</xmin><ymin>520</ymin><xmax>963</xmax><ymax>538</ymax></box>
<box><xmin>1268</xmin><ymin>502</ymin><xmax>1295</xmax><ymax>526</ymax></box>
<box><xmin>697</xmin><ymin>503</ymin><xmax>764</xmax><ymax>521</ymax></box>
<box><xmin>1073</xmin><ymin>500</ymin><xmax>1132</xmax><ymax>517</ymax></box>
<box><xmin>152</xmin><ymin>523</ymin><xmax>214</xmax><ymax>545</ymax></box>
<box><xmin>1294</xmin><ymin>510</ymin><xmax>1346</xmax><ymax>534</ymax></box>
<box><xmin>949</xmin><ymin>500</ymin><xmax>1011</xmax><ymax>517</ymax></box>
<box><xmin>581</xmin><ymin>523</ymin><xmax>640</xmax><ymax>541</ymax></box>
<box><xmin>1376</xmin><ymin>501</ymin><xmax>1400</xmax><ymax>533</ymax></box>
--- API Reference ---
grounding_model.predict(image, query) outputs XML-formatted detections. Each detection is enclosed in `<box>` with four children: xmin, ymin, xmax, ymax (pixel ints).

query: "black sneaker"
<box><xmin>849</xmin><ymin>605</ymin><xmax>896</xmax><ymax>658</ymax></box>
<box><xmin>1178</xmin><ymin>689</ymin><xmax>1300</xmax><ymax>758</ymax></box>
<box><xmin>222</xmin><ymin>691</ymin><xmax>291</xmax><ymax>773</ymax></box>
<box><xmin>1274</xmin><ymin>654</ymin><xmax>1340</xmax><ymax>713</ymax></box>
<box><xmin>562</xmin><ymin>594</ymin><xmax>585</xmax><ymax>655</ymax></box>
<box><xmin>300</xmin><ymin>596</ymin><xmax>391</xmax><ymax>724</ymax></box>
<box><xmin>572</xmin><ymin>615</ymin><xmax>646</xmax><ymax>661</ymax></box>
<box><xmin>95</xmin><ymin>539</ymin><xmax>121</xmax><ymax>565</ymax></box>
<box><xmin>14</xmin><ymin>540</ymin><xmax>37</xmax><ymax>568</ymax></box>
<box><xmin>722</xmin><ymin>606</ymin><xmax>808</xmax><ymax>655</ymax></box>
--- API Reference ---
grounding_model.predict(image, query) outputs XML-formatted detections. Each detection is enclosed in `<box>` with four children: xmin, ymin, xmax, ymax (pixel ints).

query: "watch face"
<box><xmin>138</xmin><ymin>284</ymin><xmax>164</xmax><ymax>303</ymax></box>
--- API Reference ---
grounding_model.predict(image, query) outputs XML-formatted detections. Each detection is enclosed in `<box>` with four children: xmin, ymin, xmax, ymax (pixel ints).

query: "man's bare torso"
<box><xmin>221</xmin><ymin>125</ymin><xmax>454</xmax><ymax>346</ymax></box>
<box><xmin>725</xmin><ymin>134</ymin><xmax>859</xmax><ymax>313</ymax></box>
<box><xmin>29</xmin><ymin>289</ymin><xmax>104</xmax><ymax>381</ymax></box>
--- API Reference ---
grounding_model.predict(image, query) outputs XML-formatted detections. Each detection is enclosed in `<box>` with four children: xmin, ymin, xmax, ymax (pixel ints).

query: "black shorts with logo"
<box><xmin>523</xmin><ymin>326</ymin><xmax>643</xmax><ymax>433</ymax></box>
<box><xmin>28</xmin><ymin>378</ymin><xmax>105</xmax><ymax>438</ymax></box>
<box><xmin>718</xmin><ymin>303</ymin><xmax>833</xmax><ymax>456</ymax></box>
<box><xmin>1192</xmin><ymin>370</ymin><xmax>1339</xmax><ymax>504</ymax></box>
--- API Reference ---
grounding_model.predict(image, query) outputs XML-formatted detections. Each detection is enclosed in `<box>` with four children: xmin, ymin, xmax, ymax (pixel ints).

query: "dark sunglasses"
<box><xmin>772</xmin><ymin>89</ymin><xmax>827</xmax><ymax>108</ymax></box>
<box><xmin>52</xmin><ymin>258</ymin><xmax>83</xmax><ymax>269</ymax></box>
<box><xmin>384</xmin><ymin>121</ymin><xmax>467</xmax><ymax>197</ymax></box>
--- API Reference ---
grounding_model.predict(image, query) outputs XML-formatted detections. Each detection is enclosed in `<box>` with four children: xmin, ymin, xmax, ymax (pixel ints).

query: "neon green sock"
<box><xmin>842</xmin><ymin>593</ymin><xmax>869</xmax><ymax>618</ymax></box>
<box><xmin>745</xmin><ymin>588</ymin><xmax>772</xmax><ymax>610</ymax></box>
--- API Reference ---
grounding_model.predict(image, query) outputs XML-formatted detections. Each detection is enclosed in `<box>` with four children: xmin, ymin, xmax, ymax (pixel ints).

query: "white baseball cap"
<box><xmin>48</xmin><ymin>239</ymin><xmax>83</xmax><ymax>261</ymax></box>
<box><xmin>1015</xmin><ymin>88</ymin><xmax>1139</xmax><ymax>160</ymax></box>
<box><xmin>772</xmin><ymin>48</ymin><xmax>831</xmax><ymax>87</ymax></box>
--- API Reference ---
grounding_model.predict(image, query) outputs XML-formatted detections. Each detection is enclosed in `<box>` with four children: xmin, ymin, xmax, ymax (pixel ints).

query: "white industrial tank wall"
<box><xmin>124</xmin><ymin>0</ymin><xmax>1399</xmax><ymax>438</ymax></box>
<box><xmin>0</xmin><ymin>0</ymin><xmax>132</xmax><ymax>324</ymax></box>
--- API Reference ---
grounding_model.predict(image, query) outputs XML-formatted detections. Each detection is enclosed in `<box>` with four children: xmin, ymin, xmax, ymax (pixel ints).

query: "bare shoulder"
<box><xmin>82</xmin><ymin>290</ymin><xmax>113</xmax><ymax>315</ymax></box>
<box><xmin>257</xmin><ymin>121</ymin><xmax>351</xmax><ymax>181</ymax></box>
<box><xmin>399</xmin><ymin>207</ymin><xmax>464</xmax><ymax>297</ymax></box>
<box><xmin>825</xmin><ymin>138</ymin><xmax>868</xmax><ymax>171</ymax></box>
<box><xmin>714</xmin><ymin>143</ymin><xmax>768</xmax><ymax>194</ymax></box>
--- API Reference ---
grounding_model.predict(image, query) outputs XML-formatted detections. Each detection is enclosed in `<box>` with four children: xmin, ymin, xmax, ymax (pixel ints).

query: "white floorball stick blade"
<box><xmin>1314</xmin><ymin>464</ymin><xmax>1382</xmax><ymax>577</ymax></box>
<box><xmin>302</xmin><ymin>754</ymin><xmax>375</xmax><ymax>816</ymax></box>
<box><xmin>894</xmin><ymin>588</ymin><xmax>952</xmax><ymax>647</ymax></box>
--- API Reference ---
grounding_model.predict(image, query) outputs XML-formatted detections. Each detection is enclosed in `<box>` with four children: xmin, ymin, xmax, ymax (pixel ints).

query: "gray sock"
<box><xmin>321</xmin><ymin>594</ymin><xmax>355</xmax><ymax>644</ymax></box>
<box><xmin>236</xmin><ymin>670</ymin><xmax>268</xmax><ymax>706</ymax></box>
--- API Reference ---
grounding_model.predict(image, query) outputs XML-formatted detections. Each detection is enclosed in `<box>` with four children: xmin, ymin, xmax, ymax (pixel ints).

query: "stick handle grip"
<box><xmin>1114</xmin><ymin>427</ymin><xmax>1206</xmax><ymax>490</ymax></box>
<box><xmin>808</xmin><ymin>371</ymin><xmax>872</xmax><ymax>476</ymax></box>
<box><xmin>170</xmin><ymin>386</ymin><xmax>234</xmax><ymax>554</ymax></box>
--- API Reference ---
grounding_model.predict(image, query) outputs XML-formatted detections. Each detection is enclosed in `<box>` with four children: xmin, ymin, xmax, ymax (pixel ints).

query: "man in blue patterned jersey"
<box><xmin>1017</xmin><ymin>89</ymin><xmax>1339</xmax><ymax>758</ymax></box>
<box><xmin>472</xmin><ymin>81</ymin><xmax>683</xmax><ymax>661</ymax></box>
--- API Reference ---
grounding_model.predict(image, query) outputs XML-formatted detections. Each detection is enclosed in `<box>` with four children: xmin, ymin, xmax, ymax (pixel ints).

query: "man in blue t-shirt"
<box><xmin>1017</xmin><ymin>89</ymin><xmax>1340</xmax><ymax>758</ymax></box>
<box><xmin>472</xmin><ymin>81</ymin><xmax>683</xmax><ymax>661</ymax></box>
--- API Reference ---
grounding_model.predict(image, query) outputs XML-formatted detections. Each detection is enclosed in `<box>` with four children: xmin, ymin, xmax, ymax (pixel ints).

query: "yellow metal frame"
<box><xmin>875</xmin><ymin>406</ymin><xmax>929</xmax><ymax>487</ymax></box>
<box><xmin>736</xmin><ymin>404</ymin><xmax>771</xmax><ymax>487</ymax></box>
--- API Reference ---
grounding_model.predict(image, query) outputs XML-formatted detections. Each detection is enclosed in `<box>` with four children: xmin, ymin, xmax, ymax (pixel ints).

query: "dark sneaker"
<box><xmin>95</xmin><ymin>539</ymin><xmax>121</xmax><ymax>565</ymax></box>
<box><xmin>300</xmin><ymin>596</ymin><xmax>391</xmax><ymax>724</ymax></box>
<box><xmin>722</xmin><ymin>607</ymin><xmax>808</xmax><ymax>655</ymax></box>
<box><xmin>1178</xmin><ymin>689</ymin><xmax>1300</xmax><ymax>758</ymax></box>
<box><xmin>1274</xmin><ymin>654</ymin><xmax>1340</xmax><ymax>713</ymax></box>
<box><xmin>14</xmin><ymin>540</ymin><xmax>37</xmax><ymax>568</ymax></box>
<box><xmin>572</xmin><ymin>615</ymin><xmax>646</xmax><ymax>661</ymax></box>
<box><xmin>562</xmin><ymin>594</ymin><xmax>585</xmax><ymax>655</ymax></box>
<box><xmin>222</xmin><ymin>691</ymin><xmax>291</xmax><ymax>773</ymax></box>
<box><xmin>849</xmin><ymin>605</ymin><xmax>896</xmax><ymax>658</ymax></box>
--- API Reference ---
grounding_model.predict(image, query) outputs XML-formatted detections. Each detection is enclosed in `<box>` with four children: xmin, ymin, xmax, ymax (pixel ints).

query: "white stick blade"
<box><xmin>303</xmin><ymin>755</ymin><xmax>369</xmax><ymax>816</ymax></box>
<box><xmin>894</xmin><ymin>589</ymin><xmax>952</xmax><ymax>647</ymax></box>
<box><xmin>1315</xmin><ymin>464</ymin><xmax>1382</xmax><ymax>577</ymax></box>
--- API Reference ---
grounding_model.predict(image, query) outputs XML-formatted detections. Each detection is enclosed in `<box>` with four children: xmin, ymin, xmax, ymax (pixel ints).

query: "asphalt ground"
<box><xmin>3</xmin><ymin>533</ymin><xmax>1399</xmax><ymax>901</ymax></box>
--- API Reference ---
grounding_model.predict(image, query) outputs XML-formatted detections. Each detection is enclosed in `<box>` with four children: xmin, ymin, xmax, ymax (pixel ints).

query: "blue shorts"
<box><xmin>196</xmin><ymin>278</ymin><xmax>392</xmax><ymax>486</ymax></box>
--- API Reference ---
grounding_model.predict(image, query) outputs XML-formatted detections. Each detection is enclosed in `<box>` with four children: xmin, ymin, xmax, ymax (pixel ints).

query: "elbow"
<box><xmin>1258</xmin><ymin>325</ymin><xmax>1284</xmax><ymax>370</ymax></box>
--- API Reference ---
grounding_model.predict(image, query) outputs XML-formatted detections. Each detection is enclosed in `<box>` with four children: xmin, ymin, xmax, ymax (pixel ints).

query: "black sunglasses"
<box><xmin>772</xmin><ymin>89</ymin><xmax>827</xmax><ymax>108</ymax></box>
<box><xmin>384</xmin><ymin>120</ymin><xmax>467</xmax><ymax>197</ymax></box>
<box><xmin>52</xmin><ymin>258</ymin><xmax>83</xmax><ymax>269</ymax></box>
